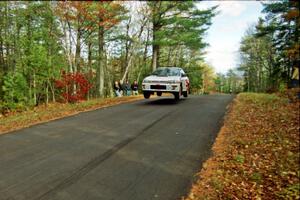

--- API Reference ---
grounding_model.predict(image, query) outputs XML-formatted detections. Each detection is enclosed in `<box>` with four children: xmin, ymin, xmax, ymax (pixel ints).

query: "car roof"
<box><xmin>157</xmin><ymin>67</ymin><xmax>183</xmax><ymax>70</ymax></box>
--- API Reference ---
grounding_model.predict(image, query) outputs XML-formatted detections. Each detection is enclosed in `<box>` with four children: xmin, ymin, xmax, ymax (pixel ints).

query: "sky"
<box><xmin>196</xmin><ymin>1</ymin><xmax>265</xmax><ymax>74</ymax></box>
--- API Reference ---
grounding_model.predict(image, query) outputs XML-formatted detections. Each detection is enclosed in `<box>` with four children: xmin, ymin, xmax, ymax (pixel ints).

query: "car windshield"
<box><xmin>151</xmin><ymin>68</ymin><xmax>180</xmax><ymax>76</ymax></box>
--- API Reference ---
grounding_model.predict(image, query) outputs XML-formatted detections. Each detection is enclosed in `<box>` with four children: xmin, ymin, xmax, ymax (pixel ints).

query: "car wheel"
<box><xmin>174</xmin><ymin>92</ymin><xmax>180</xmax><ymax>100</ymax></box>
<box><xmin>174</xmin><ymin>86</ymin><xmax>182</xmax><ymax>100</ymax></box>
<box><xmin>183</xmin><ymin>91</ymin><xmax>188</xmax><ymax>97</ymax></box>
<box><xmin>157</xmin><ymin>92</ymin><xmax>162</xmax><ymax>97</ymax></box>
<box><xmin>143</xmin><ymin>92</ymin><xmax>150</xmax><ymax>99</ymax></box>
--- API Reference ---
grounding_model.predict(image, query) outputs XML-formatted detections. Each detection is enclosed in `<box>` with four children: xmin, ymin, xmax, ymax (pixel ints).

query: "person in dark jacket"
<box><xmin>113</xmin><ymin>81</ymin><xmax>122</xmax><ymax>97</ymax></box>
<box><xmin>119</xmin><ymin>80</ymin><xmax>124</xmax><ymax>96</ymax></box>
<box><xmin>131</xmin><ymin>80</ymin><xmax>139</xmax><ymax>95</ymax></box>
<box><xmin>124</xmin><ymin>80</ymin><xmax>131</xmax><ymax>96</ymax></box>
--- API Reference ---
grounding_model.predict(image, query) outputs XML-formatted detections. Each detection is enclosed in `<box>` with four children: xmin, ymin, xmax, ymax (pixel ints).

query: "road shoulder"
<box><xmin>184</xmin><ymin>91</ymin><xmax>300</xmax><ymax>199</ymax></box>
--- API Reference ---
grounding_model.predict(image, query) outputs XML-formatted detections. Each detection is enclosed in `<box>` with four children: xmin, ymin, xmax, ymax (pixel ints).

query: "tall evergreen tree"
<box><xmin>256</xmin><ymin>0</ymin><xmax>299</xmax><ymax>86</ymax></box>
<box><xmin>147</xmin><ymin>1</ymin><xmax>217</xmax><ymax>71</ymax></box>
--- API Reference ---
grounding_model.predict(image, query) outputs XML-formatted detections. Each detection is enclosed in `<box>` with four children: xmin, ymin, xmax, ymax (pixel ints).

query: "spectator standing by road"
<box><xmin>113</xmin><ymin>81</ymin><xmax>122</xmax><ymax>97</ymax></box>
<box><xmin>119</xmin><ymin>80</ymin><xmax>124</xmax><ymax>96</ymax></box>
<box><xmin>131</xmin><ymin>80</ymin><xmax>139</xmax><ymax>95</ymax></box>
<box><xmin>124</xmin><ymin>80</ymin><xmax>131</xmax><ymax>96</ymax></box>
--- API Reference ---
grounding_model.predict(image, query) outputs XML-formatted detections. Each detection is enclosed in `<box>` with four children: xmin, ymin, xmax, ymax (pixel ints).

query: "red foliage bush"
<box><xmin>55</xmin><ymin>71</ymin><xmax>92</xmax><ymax>103</ymax></box>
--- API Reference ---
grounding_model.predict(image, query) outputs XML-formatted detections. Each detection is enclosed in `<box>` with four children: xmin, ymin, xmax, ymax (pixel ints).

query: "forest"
<box><xmin>0</xmin><ymin>1</ymin><xmax>299</xmax><ymax>113</ymax></box>
<box><xmin>0</xmin><ymin>1</ymin><xmax>217</xmax><ymax>112</ymax></box>
<box><xmin>237</xmin><ymin>0</ymin><xmax>299</xmax><ymax>93</ymax></box>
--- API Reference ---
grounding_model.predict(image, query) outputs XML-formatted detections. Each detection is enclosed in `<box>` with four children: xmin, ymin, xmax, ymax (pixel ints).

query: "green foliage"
<box><xmin>240</xmin><ymin>0</ymin><xmax>300</xmax><ymax>91</ymax></box>
<box><xmin>183</xmin><ymin>61</ymin><xmax>216</xmax><ymax>94</ymax></box>
<box><xmin>239</xmin><ymin>23</ymin><xmax>282</xmax><ymax>92</ymax></box>
<box><xmin>148</xmin><ymin>1</ymin><xmax>217</xmax><ymax>70</ymax></box>
<box><xmin>238</xmin><ymin>0</ymin><xmax>300</xmax><ymax>92</ymax></box>
<box><xmin>215</xmin><ymin>70</ymin><xmax>243</xmax><ymax>94</ymax></box>
<box><xmin>149</xmin><ymin>2</ymin><xmax>217</xmax><ymax>51</ymax></box>
<box><xmin>0</xmin><ymin>1</ymin><xmax>217</xmax><ymax>111</ymax></box>
<box><xmin>250</xmin><ymin>172</ymin><xmax>262</xmax><ymax>183</ymax></box>
<box><xmin>279</xmin><ymin>82</ymin><xmax>287</xmax><ymax>92</ymax></box>
<box><xmin>1</xmin><ymin>72</ymin><xmax>28</xmax><ymax>112</ymax></box>
<box><xmin>234</xmin><ymin>154</ymin><xmax>245</xmax><ymax>164</ymax></box>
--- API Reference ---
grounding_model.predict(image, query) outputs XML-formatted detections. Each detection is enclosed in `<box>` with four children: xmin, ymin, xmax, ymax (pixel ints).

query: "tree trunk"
<box><xmin>121</xmin><ymin>45</ymin><xmax>135</xmax><ymax>82</ymax></box>
<box><xmin>152</xmin><ymin>44</ymin><xmax>159</xmax><ymax>72</ymax></box>
<box><xmin>33</xmin><ymin>71</ymin><xmax>37</xmax><ymax>105</ymax></box>
<box><xmin>122</xmin><ymin>17</ymin><xmax>132</xmax><ymax>76</ymax></box>
<box><xmin>167</xmin><ymin>46</ymin><xmax>172</xmax><ymax>66</ymax></box>
<box><xmin>67</xmin><ymin>21</ymin><xmax>74</xmax><ymax>73</ymax></box>
<box><xmin>88</xmin><ymin>41</ymin><xmax>92</xmax><ymax>70</ymax></box>
<box><xmin>122</xmin><ymin>17</ymin><xmax>146</xmax><ymax>82</ymax></box>
<box><xmin>104</xmin><ymin>50</ymin><xmax>113</xmax><ymax>97</ymax></box>
<box><xmin>0</xmin><ymin>36</ymin><xmax>4</xmax><ymax>72</ymax></box>
<box><xmin>137</xmin><ymin>28</ymin><xmax>150</xmax><ymax>83</ymax></box>
<box><xmin>75</xmin><ymin>25</ymin><xmax>81</xmax><ymax>73</ymax></box>
<box><xmin>3</xmin><ymin>1</ymin><xmax>9</xmax><ymax>73</ymax></box>
<box><xmin>48</xmin><ymin>79</ymin><xmax>55</xmax><ymax>102</ymax></box>
<box><xmin>96</xmin><ymin>25</ymin><xmax>105</xmax><ymax>97</ymax></box>
<box><xmin>87</xmin><ymin>41</ymin><xmax>92</xmax><ymax>99</ymax></box>
<box><xmin>26</xmin><ymin>2</ymin><xmax>33</xmax><ymax>104</ymax></box>
<box><xmin>151</xmin><ymin>21</ymin><xmax>160</xmax><ymax>72</ymax></box>
<box><xmin>173</xmin><ymin>46</ymin><xmax>179</xmax><ymax>66</ymax></box>
<box><xmin>46</xmin><ymin>82</ymin><xmax>49</xmax><ymax>105</ymax></box>
<box><xmin>0</xmin><ymin>1</ymin><xmax>4</xmax><ymax>69</ymax></box>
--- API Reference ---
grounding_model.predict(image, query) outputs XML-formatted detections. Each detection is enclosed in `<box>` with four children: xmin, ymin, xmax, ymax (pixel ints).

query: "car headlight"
<box><xmin>143</xmin><ymin>79</ymin><xmax>150</xmax><ymax>83</ymax></box>
<box><xmin>170</xmin><ymin>80</ymin><xmax>180</xmax><ymax>84</ymax></box>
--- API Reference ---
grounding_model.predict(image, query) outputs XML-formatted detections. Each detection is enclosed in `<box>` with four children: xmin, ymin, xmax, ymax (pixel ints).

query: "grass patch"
<box><xmin>234</xmin><ymin>154</ymin><xmax>245</xmax><ymax>164</ymax></box>
<box><xmin>184</xmin><ymin>90</ymin><xmax>300</xmax><ymax>200</ymax></box>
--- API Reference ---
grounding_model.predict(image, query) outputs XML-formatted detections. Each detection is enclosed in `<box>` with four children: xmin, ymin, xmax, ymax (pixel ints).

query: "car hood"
<box><xmin>143</xmin><ymin>75</ymin><xmax>180</xmax><ymax>82</ymax></box>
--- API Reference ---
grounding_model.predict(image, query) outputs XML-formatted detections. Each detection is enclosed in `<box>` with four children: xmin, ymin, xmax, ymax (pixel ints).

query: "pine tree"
<box><xmin>257</xmin><ymin>0</ymin><xmax>299</xmax><ymax>86</ymax></box>
<box><xmin>147</xmin><ymin>1</ymin><xmax>217</xmax><ymax>71</ymax></box>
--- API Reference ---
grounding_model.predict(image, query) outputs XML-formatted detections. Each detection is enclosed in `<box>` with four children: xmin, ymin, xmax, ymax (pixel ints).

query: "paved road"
<box><xmin>0</xmin><ymin>95</ymin><xmax>233</xmax><ymax>200</ymax></box>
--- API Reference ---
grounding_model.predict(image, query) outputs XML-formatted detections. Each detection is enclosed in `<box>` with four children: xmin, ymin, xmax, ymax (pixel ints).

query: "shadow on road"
<box><xmin>139</xmin><ymin>97</ymin><xmax>187</xmax><ymax>106</ymax></box>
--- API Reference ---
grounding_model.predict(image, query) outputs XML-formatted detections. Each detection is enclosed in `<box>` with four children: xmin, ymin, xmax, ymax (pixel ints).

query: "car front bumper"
<box><xmin>142</xmin><ymin>82</ymin><xmax>180</xmax><ymax>92</ymax></box>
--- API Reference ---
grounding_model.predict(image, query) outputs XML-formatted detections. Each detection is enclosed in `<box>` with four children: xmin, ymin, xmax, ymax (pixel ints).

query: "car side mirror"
<box><xmin>182</xmin><ymin>74</ymin><xmax>187</xmax><ymax>77</ymax></box>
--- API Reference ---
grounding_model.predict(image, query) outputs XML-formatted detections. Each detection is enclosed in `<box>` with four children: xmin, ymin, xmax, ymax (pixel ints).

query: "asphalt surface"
<box><xmin>0</xmin><ymin>95</ymin><xmax>233</xmax><ymax>200</ymax></box>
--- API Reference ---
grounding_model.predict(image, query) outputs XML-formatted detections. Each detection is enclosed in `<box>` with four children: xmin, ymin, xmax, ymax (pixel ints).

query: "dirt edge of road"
<box><xmin>0</xmin><ymin>96</ymin><xmax>144</xmax><ymax>135</ymax></box>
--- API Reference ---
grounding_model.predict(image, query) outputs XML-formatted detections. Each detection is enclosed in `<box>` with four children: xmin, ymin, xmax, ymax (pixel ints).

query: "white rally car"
<box><xmin>142</xmin><ymin>67</ymin><xmax>190</xmax><ymax>100</ymax></box>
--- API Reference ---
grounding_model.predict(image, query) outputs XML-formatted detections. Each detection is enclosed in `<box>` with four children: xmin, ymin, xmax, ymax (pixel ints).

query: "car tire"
<box><xmin>157</xmin><ymin>92</ymin><xmax>162</xmax><ymax>97</ymax></box>
<box><xmin>174</xmin><ymin>85</ymin><xmax>182</xmax><ymax>100</ymax></box>
<box><xmin>143</xmin><ymin>92</ymin><xmax>150</xmax><ymax>99</ymax></box>
<box><xmin>183</xmin><ymin>91</ymin><xmax>188</xmax><ymax>97</ymax></box>
<box><xmin>174</xmin><ymin>92</ymin><xmax>180</xmax><ymax>100</ymax></box>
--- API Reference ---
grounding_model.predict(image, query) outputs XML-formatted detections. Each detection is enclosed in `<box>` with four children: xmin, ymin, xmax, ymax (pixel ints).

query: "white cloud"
<box><xmin>196</xmin><ymin>1</ymin><xmax>217</xmax><ymax>10</ymax></box>
<box><xmin>196</xmin><ymin>1</ymin><xmax>246</xmax><ymax>17</ymax></box>
<box><xmin>217</xmin><ymin>20</ymin><xmax>252</xmax><ymax>35</ymax></box>
<box><xmin>205</xmin><ymin>47</ymin><xmax>237</xmax><ymax>74</ymax></box>
<box><xmin>217</xmin><ymin>1</ymin><xmax>246</xmax><ymax>17</ymax></box>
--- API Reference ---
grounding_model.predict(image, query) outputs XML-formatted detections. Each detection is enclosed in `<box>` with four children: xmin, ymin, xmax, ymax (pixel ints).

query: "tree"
<box><xmin>55</xmin><ymin>1</ymin><xmax>126</xmax><ymax>97</ymax></box>
<box><xmin>91</xmin><ymin>2</ymin><xmax>126</xmax><ymax>97</ymax></box>
<box><xmin>256</xmin><ymin>0</ymin><xmax>299</xmax><ymax>87</ymax></box>
<box><xmin>215</xmin><ymin>70</ymin><xmax>243</xmax><ymax>94</ymax></box>
<box><xmin>238</xmin><ymin>0</ymin><xmax>300</xmax><ymax>92</ymax></box>
<box><xmin>0</xmin><ymin>1</ymin><xmax>218</xmax><ymax>113</ymax></box>
<box><xmin>239</xmin><ymin>23</ymin><xmax>279</xmax><ymax>92</ymax></box>
<box><xmin>147</xmin><ymin>1</ymin><xmax>217</xmax><ymax>71</ymax></box>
